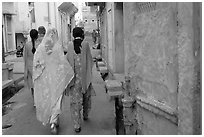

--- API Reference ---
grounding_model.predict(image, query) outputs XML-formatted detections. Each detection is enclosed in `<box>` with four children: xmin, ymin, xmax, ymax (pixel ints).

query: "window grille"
<box><xmin>136</xmin><ymin>2</ymin><xmax>156</xmax><ymax>14</ymax></box>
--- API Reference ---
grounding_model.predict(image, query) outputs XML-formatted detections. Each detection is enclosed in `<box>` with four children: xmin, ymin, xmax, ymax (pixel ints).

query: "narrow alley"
<box><xmin>2</xmin><ymin>2</ymin><xmax>202</xmax><ymax>135</ymax></box>
<box><xmin>2</xmin><ymin>36</ymin><xmax>116</xmax><ymax>135</ymax></box>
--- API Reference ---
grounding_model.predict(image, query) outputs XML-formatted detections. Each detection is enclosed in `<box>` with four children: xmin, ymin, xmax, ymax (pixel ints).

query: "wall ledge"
<box><xmin>136</xmin><ymin>95</ymin><xmax>178</xmax><ymax>125</ymax></box>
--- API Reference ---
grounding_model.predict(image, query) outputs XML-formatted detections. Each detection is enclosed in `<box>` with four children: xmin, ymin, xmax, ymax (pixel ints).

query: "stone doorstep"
<box><xmin>105</xmin><ymin>79</ymin><xmax>123</xmax><ymax>98</ymax></box>
<box><xmin>113</xmin><ymin>73</ymin><xmax>125</xmax><ymax>83</ymax></box>
<box><xmin>13</xmin><ymin>75</ymin><xmax>24</xmax><ymax>85</ymax></box>
<box><xmin>136</xmin><ymin>95</ymin><xmax>178</xmax><ymax>124</ymax></box>
<box><xmin>99</xmin><ymin>66</ymin><xmax>108</xmax><ymax>74</ymax></box>
<box><xmin>98</xmin><ymin>61</ymin><xmax>106</xmax><ymax>67</ymax></box>
<box><xmin>105</xmin><ymin>80</ymin><xmax>122</xmax><ymax>88</ymax></box>
<box><xmin>2</xmin><ymin>80</ymin><xmax>14</xmax><ymax>89</ymax></box>
<box><xmin>108</xmin><ymin>90</ymin><xmax>123</xmax><ymax>97</ymax></box>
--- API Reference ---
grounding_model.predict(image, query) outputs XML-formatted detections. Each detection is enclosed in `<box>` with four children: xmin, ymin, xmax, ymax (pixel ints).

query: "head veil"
<box><xmin>33</xmin><ymin>27</ymin><xmax>74</xmax><ymax>124</ymax></box>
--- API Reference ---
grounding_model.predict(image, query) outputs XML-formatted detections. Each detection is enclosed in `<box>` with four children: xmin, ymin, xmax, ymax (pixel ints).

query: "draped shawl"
<box><xmin>33</xmin><ymin>28</ymin><xmax>74</xmax><ymax>125</ymax></box>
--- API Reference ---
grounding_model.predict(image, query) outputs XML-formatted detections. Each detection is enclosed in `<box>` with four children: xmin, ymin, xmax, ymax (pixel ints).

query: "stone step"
<box><xmin>99</xmin><ymin>66</ymin><xmax>108</xmax><ymax>74</ymax></box>
<box><xmin>98</xmin><ymin>61</ymin><xmax>106</xmax><ymax>67</ymax></box>
<box><xmin>105</xmin><ymin>80</ymin><xmax>123</xmax><ymax>98</ymax></box>
<box><xmin>2</xmin><ymin>80</ymin><xmax>14</xmax><ymax>89</ymax></box>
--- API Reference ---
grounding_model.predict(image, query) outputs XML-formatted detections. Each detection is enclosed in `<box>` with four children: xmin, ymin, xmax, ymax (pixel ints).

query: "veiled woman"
<box><xmin>66</xmin><ymin>27</ymin><xmax>95</xmax><ymax>133</ymax></box>
<box><xmin>33</xmin><ymin>28</ymin><xmax>74</xmax><ymax>134</ymax></box>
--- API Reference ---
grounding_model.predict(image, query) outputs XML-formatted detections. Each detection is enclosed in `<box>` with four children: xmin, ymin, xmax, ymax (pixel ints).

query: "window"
<box><xmin>135</xmin><ymin>2</ymin><xmax>156</xmax><ymax>14</ymax></box>
<box><xmin>5</xmin><ymin>15</ymin><xmax>14</xmax><ymax>52</ymax></box>
<box><xmin>92</xmin><ymin>19</ymin><xmax>94</xmax><ymax>22</ymax></box>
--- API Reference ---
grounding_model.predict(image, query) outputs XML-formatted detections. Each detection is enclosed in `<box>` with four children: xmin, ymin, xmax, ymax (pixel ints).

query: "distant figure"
<box><xmin>92</xmin><ymin>29</ymin><xmax>97</xmax><ymax>44</ymax></box>
<box><xmin>33</xmin><ymin>28</ymin><xmax>74</xmax><ymax>134</ymax></box>
<box><xmin>37</xmin><ymin>26</ymin><xmax>46</xmax><ymax>43</ymax></box>
<box><xmin>24</xmin><ymin>29</ymin><xmax>40</xmax><ymax>105</ymax></box>
<box><xmin>16</xmin><ymin>42</ymin><xmax>24</xmax><ymax>57</ymax></box>
<box><xmin>66</xmin><ymin>27</ymin><xmax>96</xmax><ymax>133</ymax></box>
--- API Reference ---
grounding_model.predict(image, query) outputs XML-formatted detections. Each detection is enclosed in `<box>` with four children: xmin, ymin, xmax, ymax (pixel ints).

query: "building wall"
<box><xmin>34</xmin><ymin>2</ymin><xmax>49</xmax><ymax>29</ymax></box>
<box><xmin>124</xmin><ymin>2</ymin><xmax>178</xmax><ymax>109</ymax></box>
<box><xmin>114</xmin><ymin>3</ymin><xmax>124</xmax><ymax>73</ymax></box>
<box><xmin>106</xmin><ymin>2</ymin><xmax>115</xmax><ymax>71</ymax></box>
<box><xmin>123</xmin><ymin>2</ymin><xmax>178</xmax><ymax>134</ymax></box>
<box><xmin>135</xmin><ymin>105</ymin><xmax>177</xmax><ymax>135</ymax></box>
<box><xmin>2</xmin><ymin>2</ymin><xmax>16</xmax><ymax>53</ymax></box>
<box><xmin>123</xmin><ymin>2</ymin><xmax>201</xmax><ymax>135</ymax></box>
<box><xmin>82</xmin><ymin>6</ymin><xmax>97</xmax><ymax>32</ymax></box>
<box><xmin>100</xmin><ymin>7</ymin><xmax>108</xmax><ymax>61</ymax></box>
<box><xmin>15</xmin><ymin>2</ymin><xmax>31</xmax><ymax>34</ymax></box>
<box><xmin>177</xmin><ymin>2</ymin><xmax>201</xmax><ymax>134</ymax></box>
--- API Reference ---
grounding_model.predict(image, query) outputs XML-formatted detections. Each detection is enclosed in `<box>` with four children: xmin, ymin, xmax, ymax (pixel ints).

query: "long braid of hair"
<box><xmin>73</xmin><ymin>39</ymin><xmax>82</xmax><ymax>54</ymax></box>
<box><xmin>30</xmin><ymin>29</ymin><xmax>38</xmax><ymax>54</ymax></box>
<box><xmin>31</xmin><ymin>38</ymin><xmax>36</xmax><ymax>54</ymax></box>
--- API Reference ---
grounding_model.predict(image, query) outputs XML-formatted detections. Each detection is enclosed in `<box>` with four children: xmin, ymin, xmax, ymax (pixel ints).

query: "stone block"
<box><xmin>105</xmin><ymin>79</ymin><xmax>123</xmax><ymax>99</ymax></box>
<box><xmin>2</xmin><ymin>79</ymin><xmax>14</xmax><ymax>89</ymax></box>
<box><xmin>98</xmin><ymin>61</ymin><xmax>106</xmax><ymax>67</ymax></box>
<box><xmin>99</xmin><ymin>66</ymin><xmax>108</xmax><ymax>74</ymax></box>
<box><xmin>107</xmin><ymin>90</ymin><xmax>123</xmax><ymax>97</ymax></box>
<box><xmin>2</xmin><ymin>62</ymin><xmax>14</xmax><ymax>81</ymax></box>
<box><xmin>105</xmin><ymin>80</ymin><xmax>123</xmax><ymax>91</ymax></box>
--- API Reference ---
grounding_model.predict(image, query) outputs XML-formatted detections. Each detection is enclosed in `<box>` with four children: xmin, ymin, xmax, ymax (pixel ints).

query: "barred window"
<box><xmin>135</xmin><ymin>2</ymin><xmax>156</xmax><ymax>14</ymax></box>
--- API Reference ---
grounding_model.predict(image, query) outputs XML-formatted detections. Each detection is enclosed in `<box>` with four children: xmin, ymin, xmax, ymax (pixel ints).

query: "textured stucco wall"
<box><xmin>124</xmin><ymin>3</ymin><xmax>178</xmax><ymax>109</ymax></box>
<box><xmin>135</xmin><ymin>105</ymin><xmax>177</xmax><ymax>135</ymax></box>
<box><xmin>106</xmin><ymin>2</ymin><xmax>115</xmax><ymax>71</ymax></box>
<box><xmin>192</xmin><ymin>3</ymin><xmax>201</xmax><ymax>134</ymax></box>
<box><xmin>123</xmin><ymin>2</ymin><xmax>178</xmax><ymax>134</ymax></box>
<box><xmin>114</xmin><ymin>3</ymin><xmax>124</xmax><ymax>73</ymax></box>
<box><xmin>123</xmin><ymin>2</ymin><xmax>201</xmax><ymax>135</ymax></box>
<box><xmin>177</xmin><ymin>2</ymin><xmax>201</xmax><ymax>134</ymax></box>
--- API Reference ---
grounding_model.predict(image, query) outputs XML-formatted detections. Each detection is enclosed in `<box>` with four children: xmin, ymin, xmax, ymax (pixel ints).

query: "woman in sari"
<box><xmin>33</xmin><ymin>28</ymin><xmax>74</xmax><ymax>134</ymax></box>
<box><xmin>66</xmin><ymin>27</ymin><xmax>95</xmax><ymax>133</ymax></box>
<box><xmin>24</xmin><ymin>29</ymin><xmax>40</xmax><ymax>105</ymax></box>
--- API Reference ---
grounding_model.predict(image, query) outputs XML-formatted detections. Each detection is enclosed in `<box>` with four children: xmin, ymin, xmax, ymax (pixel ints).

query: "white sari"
<box><xmin>33</xmin><ymin>28</ymin><xmax>74</xmax><ymax>125</ymax></box>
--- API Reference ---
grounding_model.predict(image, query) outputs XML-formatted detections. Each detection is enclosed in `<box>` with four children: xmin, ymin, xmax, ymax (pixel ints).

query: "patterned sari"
<box><xmin>33</xmin><ymin>28</ymin><xmax>74</xmax><ymax>125</ymax></box>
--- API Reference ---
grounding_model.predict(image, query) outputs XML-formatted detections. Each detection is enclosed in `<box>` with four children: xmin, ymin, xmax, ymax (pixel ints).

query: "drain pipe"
<box><xmin>122</xmin><ymin>76</ymin><xmax>135</xmax><ymax>135</ymax></box>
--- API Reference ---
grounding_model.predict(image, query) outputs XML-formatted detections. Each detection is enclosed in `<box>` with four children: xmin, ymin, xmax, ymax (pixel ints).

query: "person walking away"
<box><xmin>37</xmin><ymin>26</ymin><xmax>46</xmax><ymax>43</ymax></box>
<box><xmin>66</xmin><ymin>27</ymin><xmax>96</xmax><ymax>133</ymax></box>
<box><xmin>24</xmin><ymin>29</ymin><xmax>40</xmax><ymax>105</ymax></box>
<box><xmin>33</xmin><ymin>28</ymin><xmax>74</xmax><ymax>134</ymax></box>
<box><xmin>92</xmin><ymin>29</ymin><xmax>97</xmax><ymax>44</ymax></box>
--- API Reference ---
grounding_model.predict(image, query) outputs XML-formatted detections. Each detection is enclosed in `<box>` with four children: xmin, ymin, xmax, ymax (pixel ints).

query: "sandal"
<box><xmin>50</xmin><ymin>123</ymin><xmax>58</xmax><ymax>135</ymax></box>
<box><xmin>74</xmin><ymin>127</ymin><xmax>81</xmax><ymax>133</ymax></box>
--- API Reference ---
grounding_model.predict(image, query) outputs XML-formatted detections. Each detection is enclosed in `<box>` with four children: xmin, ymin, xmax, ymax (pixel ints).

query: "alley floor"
<box><xmin>2</xmin><ymin>36</ymin><xmax>116</xmax><ymax>135</ymax></box>
<box><xmin>2</xmin><ymin>64</ymin><xmax>116</xmax><ymax>135</ymax></box>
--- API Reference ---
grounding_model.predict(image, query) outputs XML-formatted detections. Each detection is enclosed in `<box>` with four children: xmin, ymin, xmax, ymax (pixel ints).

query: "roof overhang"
<box><xmin>2</xmin><ymin>10</ymin><xmax>17</xmax><ymax>15</ymax></box>
<box><xmin>58</xmin><ymin>2</ymin><xmax>78</xmax><ymax>17</ymax></box>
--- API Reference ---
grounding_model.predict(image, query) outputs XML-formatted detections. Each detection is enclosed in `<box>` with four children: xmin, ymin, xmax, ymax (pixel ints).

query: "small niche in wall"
<box><xmin>135</xmin><ymin>2</ymin><xmax>156</xmax><ymax>14</ymax></box>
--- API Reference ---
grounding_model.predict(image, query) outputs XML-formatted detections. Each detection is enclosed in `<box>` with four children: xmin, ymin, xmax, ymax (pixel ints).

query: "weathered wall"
<box><xmin>192</xmin><ymin>3</ymin><xmax>201</xmax><ymax>134</ymax></box>
<box><xmin>124</xmin><ymin>2</ymin><xmax>178</xmax><ymax>109</ymax></box>
<box><xmin>123</xmin><ymin>2</ymin><xmax>178</xmax><ymax>134</ymax></box>
<box><xmin>15</xmin><ymin>2</ymin><xmax>31</xmax><ymax>33</ymax></box>
<box><xmin>2</xmin><ymin>2</ymin><xmax>16</xmax><ymax>52</ymax></box>
<box><xmin>100</xmin><ymin>8</ymin><xmax>108</xmax><ymax>61</ymax></box>
<box><xmin>177</xmin><ymin>2</ymin><xmax>201</xmax><ymax>134</ymax></box>
<box><xmin>34</xmin><ymin>2</ymin><xmax>49</xmax><ymax>28</ymax></box>
<box><xmin>123</xmin><ymin>2</ymin><xmax>201</xmax><ymax>135</ymax></box>
<box><xmin>82</xmin><ymin>6</ymin><xmax>97</xmax><ymax>32</ymax></box>
<box><xmin>114</xmin><ymin>2</ymin><xmax>124</xmax><ymax>73</ymax></box>
<box><xmin>135</xmin><ymin>105</ymin><xmax>177</xmax><ymax>135</ymax></box>
<box><xmin>106</xmin><ymin>2</ymin><xmax>115</xmax><ymax>71</ymax></box>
